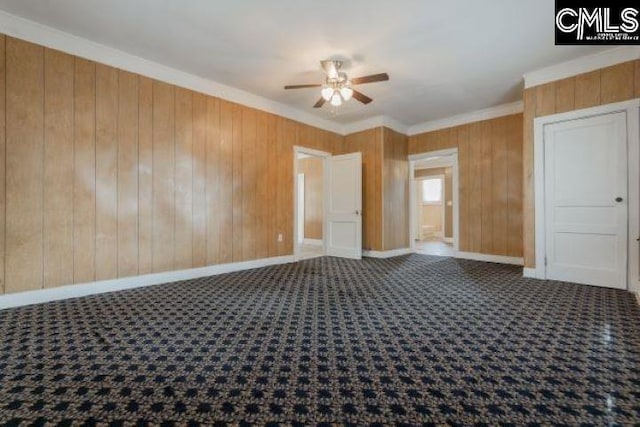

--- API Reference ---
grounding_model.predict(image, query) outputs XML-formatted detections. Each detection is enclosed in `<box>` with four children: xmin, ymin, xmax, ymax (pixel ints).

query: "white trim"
<box><xmin>635</xmin><ymin>292</ymin><xmax>640</xmax><ymax>305</ymax></box>
<box><xmin>293</xmin><ymin>146</ymin><xmax>330</xmax><ymax>261</ymax></box>
<box><xmin>363</xmin><ymin>248</ymin><xmax>414</xmax><ymax>258</ymax></box>
<box><xmin>0</xmin><ymin>10</ymin><xmax>344</xmax><ymax>135</ymax></box>
<box><xmin>343</xmin><ymin>115</ymin><xmax>409</xmax><ymax>136</ymax></box>
<box><xmin>522</xmin><ymin>267</ymin><xmax>539</xmax><ymax>278</ymax></box>
<box><xmin>524</xmin><ymin>47</ymin><xmax>640</xmax><ymax>89</ymax></box>
<box><xmin>0</xmin><ymin>255</ymin><xmax>295</xmax><ymax>310</ymax></box>
<box><xmin>443</xmin><ymin>237</ymin><xmax>454</xmax><ymax>244</ymax></box>
<box><xmin>303</xmin><ymin>238</ymin><xmax>323</xmax><ymax>246</ymax></box>
<box><xmin>456</xmin><ymin>252</ymin><xmax>524</xmax><ymax>266</ymax></box>
<box><xmin>408</xmin><ymin>149</ymin><xmax>459</xmax><ymax>254</ymax></box>
<box><xmin>533</xmin><ymin>99</ymin><xmax>640</xmax><ymax>292</ymax></box>
<box><xmin>406</xmin><ymin>101</ymin><xmax>523</xmax><ymax>136</ymax></box>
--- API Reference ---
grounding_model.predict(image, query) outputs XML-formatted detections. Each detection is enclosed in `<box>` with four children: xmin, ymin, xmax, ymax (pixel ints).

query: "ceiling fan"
<box><xmin>284</xmin><ymin>60</ymin><xmax>389</xmax><ymax>108</ymax></box>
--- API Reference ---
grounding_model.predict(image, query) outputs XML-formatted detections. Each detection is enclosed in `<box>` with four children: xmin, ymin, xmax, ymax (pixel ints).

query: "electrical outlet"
<box><xmin>277</xmin><ymin>233</ymin><xmax>283</xmax><ymax>242</ymax></box>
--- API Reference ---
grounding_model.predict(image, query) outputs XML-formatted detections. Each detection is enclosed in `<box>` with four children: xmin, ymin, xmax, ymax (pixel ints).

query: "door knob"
<box><xmin>615</xmin><ymin>197</ymin><xmax>623</xmax><ymax>202</ymax></box>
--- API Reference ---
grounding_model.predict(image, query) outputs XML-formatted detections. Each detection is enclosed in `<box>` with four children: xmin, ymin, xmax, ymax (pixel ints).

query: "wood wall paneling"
<box><xmin>456</xmin><ymin>125</ymin><xmax>470</xmax><ymax>252</ymax></box>
<box><xmin>266</xmin><ymin>114</ymin><xmax>278</xmax><ymax>257</ymax></box>
<box><xmin>0</xmin><ymin>34</ymin><xmax>345</xmax><ymax>294</ymax></box>
<box><xmin>241</xmin><ymin>108</ymin><xmax>257</xmax><ymax>261</ymax></box>
<box><xmin>174</xmin><ymin>88</ymin><xmax>193</xmax><ymax>270</ymax></box>
<box><xmin>191</xmin><ymin>93</ymin><xmax>208</xmax><ymax>267</ymax></box>
<box><xmin>382</xmin><ymin>127</ymin><xmax>409</xmax><ymax>251</ymax></box>
<box><xmin>554</xmin><ymin>77</ymin><xmax>575</xmax><ymax>114</ymax></box>
<box><xmin>95</xmin><ymin>64</ymin><xmax>119</xmax><ymax>280</ymax></box>
<box><xmin>205</xmin><ymin>97</ymin><xmax>221</xmax><ymax>265</ymax></box>
<box><xmin>522</xmin><ymin>88</ymin><xmax>536</xmax><ymax>267</ymax></box>
<box><xmin>491</xmin><ymin>119</ymin><xmax>508</xmax><ymax>255</ymax></box>
<box><xmin>43</xmin><ymin>49</ymin><xmax>74</xmax><ymax>288</ymax></box>
<box><xmin>506</xmin><ymin>115</ymin><xmax>523</xmax><ymax>258</ymax></box>
<box><xmin>6</xmin><ymin>38</ymin><xmax>44</xmax><ymax>293</ymax></box>
<box><xmin>217</xmin><ymin>100</ymin><xmax>233</xmax><ymax>263</ymax></box>
<box><xmin>137</xmin><ymin>76</ymin><xmax>153</xmax><ymax>275</ymax></box>
<box><xmin>574</xmin><ymin>70</ymin><xmax>601</xmax><ymax>109</ymax></box>
<box><xmin>151</xmin><ymin>81</ymin><xmax>175</xmax><ymax>273</ymax></box>
<box><xmin>117</xmin><ymin>70</ymin><xmax>139</xmax><ymax>278</ymax></box>
<box><xmin>409</xmin><ymin>115</ymin><xmax>523</xmax><ymax>257</ymax></box>
<box><xmin>600</xmin><ymin>62</ymin><xmax>634</xmax><ymax>104</ymax></box>
<box><xmin>255</xmin><ymin>112</ymin><xmax>269</xmax><ymax>259</ymax></box>
<box><xmin>73</xmin><ymin>58</ymin><xmax>96</xmax><ymax>284</ymax></box>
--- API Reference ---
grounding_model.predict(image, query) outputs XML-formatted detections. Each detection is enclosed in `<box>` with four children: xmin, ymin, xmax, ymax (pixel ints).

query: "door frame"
<box><xmin>408</xmin><ymin>148</ymin><xmax>459</xmax><ymax>253</ymax></box>
<box><xmin>293</xmin><ymin>146</ymin><xmax>331</xmax><ymax>261</ymax></box>
<box><xmin>533</xmin><ymin>98</ymin><xmax>640</xmax><ymax>293</ymax></box>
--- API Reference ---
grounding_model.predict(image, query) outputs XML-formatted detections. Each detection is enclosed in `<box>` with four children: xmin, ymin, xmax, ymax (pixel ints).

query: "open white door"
<box><xmin>543</xmin><ymin>112</ymin><xmax>628</xmax><ymax>289</ymax></box>
<box><xmin>326</xmin><ymin>152</ymin><xmax>362</xmax><ymax>259</ymax></box>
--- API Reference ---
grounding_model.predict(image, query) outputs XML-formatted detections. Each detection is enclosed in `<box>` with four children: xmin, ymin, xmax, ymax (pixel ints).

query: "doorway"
<box><xmin>294</xmin><ymin>147</ymin><xmax>329</xmax><ymax>260</ymax></box>
<box><xmin>409</xmin><ymin>149</ymin><xmax>459</xmax><ymax>256</ymax></box>
<box><xmin>534</xmin><ymin>100</ymin><xmax>640</xmax><ymax>291</ymax></box>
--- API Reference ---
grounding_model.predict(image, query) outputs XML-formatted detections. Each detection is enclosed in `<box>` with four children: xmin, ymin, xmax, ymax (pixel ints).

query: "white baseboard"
<box><xmin>523</xmin><ymin>267</ymin><xmax>538</xmax><ymax>278</ymax></box>
<box><xmin>0</xmin><ymin>255</ymin><xmax>295</xmax><ymax>310</ymax></box>
<box><xmin>363</xmin><ymin>248</ymin><xmax>414</xmax><ymax>258</ymax></box>
<box><xmin>635</xmin><ymin>292</ymin><xmax>640</xmax><ymax>306</ymax></box>
<box><xmin>443</xmin><ymin>237</ymin><xmax>454</xmax><ymax>244</ymax></box>
<box><xmin>303</xmin><ymin>238</ymin><xmax>323</xmax><ymax>246</ymax></box>
<box><xmin>455</xmin><ymin>251</ymin><xmax>524</xmax><ymax>266</ymax></box>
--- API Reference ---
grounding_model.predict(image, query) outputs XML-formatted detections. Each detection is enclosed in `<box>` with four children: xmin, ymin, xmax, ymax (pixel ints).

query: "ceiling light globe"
<box><xmin>330</xmin><ymin>92</ymin><xmax>342</xmax><ymax>107</ymax></box>
<box><xmin>321</xmin><ymin>85</ymin><xmax>333</xmax><ymax>101</ymax></box>
<box><xmin>340</xmin><ymin>86</ymin><xmax>353</xmax><ymax>101</ymax></box>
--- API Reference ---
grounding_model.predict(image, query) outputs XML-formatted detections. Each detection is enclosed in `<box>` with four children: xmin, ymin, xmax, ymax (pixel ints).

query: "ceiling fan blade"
<box><xmin>352</xmin><ymin>90</ymin><xmax>373</xmax><ymax>105</ymax></box>
<box><xmin>284</xmin><ymin>84</ymin><xmax>322</xmax><ymax>89</ymax></box>
<box><xmin>313</xmin><ymin>97</ymin><xmax>326</xmax><ymax>108</ymax></box>
<box><xmin>351</xmin><ymin>73</ymin><xmax>389</xmax><ymax>85</ymax></box>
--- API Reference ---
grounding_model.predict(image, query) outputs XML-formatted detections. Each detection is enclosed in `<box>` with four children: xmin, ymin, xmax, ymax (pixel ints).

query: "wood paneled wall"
<box><xmin>409</xmin><ymin>114</ymin><xmax>523</xmax><ymax>258</ymax></box>
<box><xmin>343</xmin><ymin>128</ymin><xmax>383</xmax><ymax>251</ymax></box>
<box><xmin>522</xmin><ymin>60</ymin><xmax>640</xmax><ymax>268</ymax></box>
<box><xmin>342</xmin><ymin>127</ymin><xmax>409</xmax><ymax>252</ymax></box>
<box><xmin>0</xmin><ymin>35</ymin><xmax>342</xmax><ymax>294</ymax></box>
<box><xmin>382</xmin><ymin>128</ymin><xmax>409</xmax><ymax>251</ymax></box>
<box><xmin>298</xmin><ymin>156</ymin><xmax>323</xmax><ymax>240</ymax></box>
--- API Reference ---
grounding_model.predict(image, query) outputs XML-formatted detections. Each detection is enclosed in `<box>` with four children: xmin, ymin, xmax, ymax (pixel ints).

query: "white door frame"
<box><xmin>533</xmin><ymin>98</ymin><xmax>640</xmax><ymax>293</ymax></box>
<box><xmin>408</xmin><ymin>148</ymin><xmax>459</xmax><ymax>253</ymax></box>
<box><xmin>293</xmin><ymin>146</ymin><xmax>331</xmax><ymax>260</ymax></box>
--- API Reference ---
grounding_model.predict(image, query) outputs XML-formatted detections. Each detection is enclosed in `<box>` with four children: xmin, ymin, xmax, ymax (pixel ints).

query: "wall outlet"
<box><xmin>277</xmin><ymin>233</ymin><xmax>283</xmax><ymax>242</ymax></box>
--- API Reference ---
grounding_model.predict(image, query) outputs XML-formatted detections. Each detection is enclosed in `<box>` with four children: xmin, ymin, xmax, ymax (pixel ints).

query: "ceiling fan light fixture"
<box><xmin>321</xmin><ymin>85</ymin><xmax>333</xmax><ymax>101</ymax></box>
<box><xmin>330</xmin><ymin>92</ymin><xmax>342</xmax><ymax>107</ymax></box>
<box><xmin>340</xmin><ymin>85</ymin><xmax>353</xmax><ymax>101</ymax></box>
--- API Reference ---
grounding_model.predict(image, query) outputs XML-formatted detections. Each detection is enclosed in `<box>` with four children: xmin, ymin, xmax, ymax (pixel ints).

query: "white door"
<box><xmin>544</xmin><ymin>112</ymin><xmax>628</xmax><ymax>289</ymax></box>
<box><xmin>326</xmin><ymin>152</ymin><xmax>362</xmax><ymax>259</ymax></box>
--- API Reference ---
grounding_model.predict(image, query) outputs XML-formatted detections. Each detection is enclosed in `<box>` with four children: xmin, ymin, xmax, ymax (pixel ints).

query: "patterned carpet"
<box><xmin>1</xmin><ymin>254</ymin><xmax>639</xmax><ymax>425</ymax></box>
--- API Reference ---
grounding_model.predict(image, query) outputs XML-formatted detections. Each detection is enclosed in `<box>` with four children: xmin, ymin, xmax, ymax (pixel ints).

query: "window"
<box><xmin>421</xmin><ymin>178</ymin><xmax>443</xmax><ymax>204</ymax></box>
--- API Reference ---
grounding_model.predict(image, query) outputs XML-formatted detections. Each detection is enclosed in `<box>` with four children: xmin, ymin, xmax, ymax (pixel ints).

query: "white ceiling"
<box><xmin>0</xmin><ymin>0</ymin><xmax>610</xmax><ymax>127</ymax></box>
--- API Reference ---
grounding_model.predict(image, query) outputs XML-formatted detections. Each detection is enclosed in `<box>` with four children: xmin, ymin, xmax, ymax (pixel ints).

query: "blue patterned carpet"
<box><xmin>0</xmin><ymin>254</ymin><xmax>639</xmax><ymax>425</ymax></box>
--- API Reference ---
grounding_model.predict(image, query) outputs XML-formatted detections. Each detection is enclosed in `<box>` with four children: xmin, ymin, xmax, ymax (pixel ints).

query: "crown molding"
<box><xmin>524</xmin><ymin>46</ymin><xmax>640</xmax><ymax>89</ymax></box>
<box><xmin>406</xmin><ymin>101</ymin><xmax>523</xmax><ymax>136</ymax></box>
<box><xmin>342</xmin><ymin>115</ymin><xmax>409</xmax><ymax>136</ymax></box>
<box><xmin>0</xmin><ymin>10</ymin><xmax>345</xmax><ymax>135</ymax></box>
